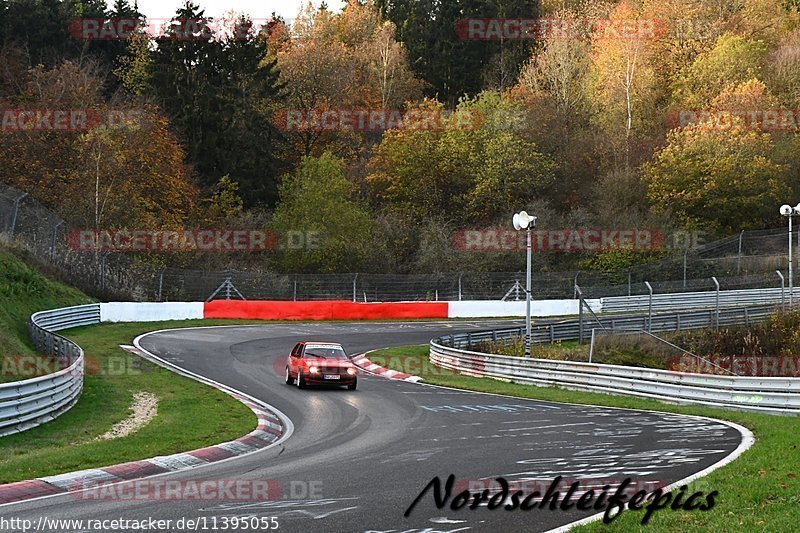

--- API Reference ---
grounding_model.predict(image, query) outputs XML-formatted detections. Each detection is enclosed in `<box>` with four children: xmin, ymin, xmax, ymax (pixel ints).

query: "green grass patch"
<box><xmin>0</xmin><ymin>319</ymin><xmax>260</xmax><ymax>483</ymax></box>
<box><xmin>370</xmin><ymin>345</ymin><xmax>800</xmax><ymax>532</ymax></box>
<box><xmin>0</xmin><ymin>248</ymin><xmax>92</xmax><ymax>382</ymax></box>
<box><xmin>0</xmin><ymin>243</ymin><xmax>260</xmax><ymax>482</ymax></box>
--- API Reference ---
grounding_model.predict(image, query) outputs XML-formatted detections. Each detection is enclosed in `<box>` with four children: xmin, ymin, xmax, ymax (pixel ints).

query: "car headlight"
<box><xmin>347</xmin><ymin>367</ymin><xmax>356</xmax><ymax>375</ymax></box>
<box><xmin>309</xmin><ymin>366</ymin><xmax>319</xmax><ymax>374</ymax></box>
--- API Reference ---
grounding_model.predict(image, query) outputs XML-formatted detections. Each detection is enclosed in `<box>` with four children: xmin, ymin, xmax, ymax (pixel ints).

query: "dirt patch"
<box><xmin>96</xmin><ymin>391</ymin><xmax>158</xmax><ymax>440</ymax></box>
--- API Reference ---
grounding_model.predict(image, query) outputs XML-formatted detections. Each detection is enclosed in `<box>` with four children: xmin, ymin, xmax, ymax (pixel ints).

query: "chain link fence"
<box><xmin>0</xmin><ymin>181</ymin><xmax>797</xmax><ymax>302</ymax></box>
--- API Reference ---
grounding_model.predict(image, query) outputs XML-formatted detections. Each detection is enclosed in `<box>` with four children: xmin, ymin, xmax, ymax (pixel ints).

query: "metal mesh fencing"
<box><xmin>1</xmin><ymin>180</ymin><xmax>799</xmax><ymax>302</ymax></box>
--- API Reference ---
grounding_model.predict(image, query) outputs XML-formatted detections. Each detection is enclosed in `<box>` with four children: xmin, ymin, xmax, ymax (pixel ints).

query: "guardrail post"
<box><xmin>100</xmin><ymin>252</ymin><xmax>108</xmax><ymax>292</ymax></box>
<box><xmin>577</xmin><ymin>285</ymin><xmax>584</xmax><ymax>344</ymax></box>
<box><xmin>293</xmin><ymin>279</ymin><xmax>298</xmax><ymax>302</ymax></box>
<box><xmin>352</xmin><ymin>273</ymin><xmax>358</xmax><ymax>303</ymax></box>
<box><xmin>644</xmin><ymin>281</ymin><xmax>653</xmax><ymax>333</ymax></box>
<box><xmin>50</xmin><ymin>220</ymin><xmax>63</xmax><ymax>259</ymax></box>
<box><xmin>588</xmin><ymin>328</ymin><xmax>596</xmax><ymax>363</ymax></box>
<box><xmin>744</xmin><ymin>308</ymin><xmax>750</xmax><ymax>326</ymax></box>
<box><xmin>549</xmin><ymin>324</ymin><xmax>555</xmax><ymax>343</ymax></box>
<box><xmin>9</xmin><ymin>192</ymin><xmax>27</xmax><ymax>237</ymax></box>
<box><xmin>712</xmin><ymin>276</ymin><xmax>720</xmax><ymax>330</ymax></box>
<box><xmin>627</xmin><ymin>268</ymin><xmax>632</xmax><ymax>296</ymax></box>
<box><xmin>676</xmin><ymin>313</ymin><xmax>681</xmax><ymax>332</ymax></box>
<box><xmin>458</xmin><ymin>273</ymin><xmax>463</xmax><ymax>301</ymax></box>
<box><xmin>777</xmin><ymin>270</ymin><xmax>786</xmax><ymax>311</ymax></box>
<box><xmin>683</xmin><ymin>250</ymin><xmax>688</xmax><ymax>290</ymax></box>
<box><xmin>737</xmin><ymin>230</ymin><xmax>744</xmax><ymax>275</ymax></box>
<box><xmin>157</xmin><ymin>268</ymin><xmax>165</xmax><ymax>302</ymax></box>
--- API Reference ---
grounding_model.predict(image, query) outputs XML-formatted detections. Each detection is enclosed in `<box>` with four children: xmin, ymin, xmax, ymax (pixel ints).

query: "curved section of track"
<box><xmin>2</xmin><ymin>321</ymin><xmax>750</xmax><ymax>532</ymax></box>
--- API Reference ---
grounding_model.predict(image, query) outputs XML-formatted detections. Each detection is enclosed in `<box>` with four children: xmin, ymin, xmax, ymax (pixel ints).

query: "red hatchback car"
<box><xmin>285</xmin><ymin>342</ymin><xmax>358</xmax><ymax>390</ymax></box>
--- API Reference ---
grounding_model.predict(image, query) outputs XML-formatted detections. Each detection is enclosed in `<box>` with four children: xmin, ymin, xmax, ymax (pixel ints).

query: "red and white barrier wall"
<box><xmin>203</xmin><ymin>300</ymin><xmax>450</xmax><ymax>320</ymax></box>
<box><xmin>447</xmin><ymin>299</ymin><xmax>600</xmax><ymax>318</ymax></box>
<box><xmin>101</xmin><ymin>302</ymin><xmax>204</xmax><ymax>322</ymax></box>
<box><xmin>99</xmin><ymin>299</ymin><xmax>597</xmax><ymax>322</ymax></box>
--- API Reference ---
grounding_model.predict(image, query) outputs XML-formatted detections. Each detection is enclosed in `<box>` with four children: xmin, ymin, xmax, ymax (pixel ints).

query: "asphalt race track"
<box><xmin>3</xmin><ymin>321</ymin><xmax>747</xmax><ymax>532</ymax></box>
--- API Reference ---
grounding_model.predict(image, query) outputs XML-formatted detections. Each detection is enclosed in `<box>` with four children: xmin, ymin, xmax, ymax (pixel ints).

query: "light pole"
<box><xmin>780</xmin><ymin>203</ymin><xmax>800</xmax><ymax>306</ymax></box>
<box><xmin>513</xmin><ymin>210</ymin><xmax>537</xmax><ymax>357</ymax></box>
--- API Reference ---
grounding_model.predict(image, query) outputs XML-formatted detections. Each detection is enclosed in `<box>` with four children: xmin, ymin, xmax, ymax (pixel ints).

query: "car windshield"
<box><xmin>304</xmin><ymin>346</ymin><xmax>348</xmax><ymax>359</ymax></box>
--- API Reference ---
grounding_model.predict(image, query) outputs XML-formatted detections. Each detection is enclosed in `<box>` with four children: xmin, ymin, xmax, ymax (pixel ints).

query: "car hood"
<box><xmin>305</xmin><ymin>359</ymin><xmax>355</xmax><ymax>368</ymax></box>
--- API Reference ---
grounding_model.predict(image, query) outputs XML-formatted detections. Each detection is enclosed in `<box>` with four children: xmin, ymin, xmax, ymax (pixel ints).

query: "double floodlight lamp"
<box><xmin>513</xmin><ymin>211</ymin><xmax>537</xmax><ymax>231</ymax></box>
<box><xmin>780</xmin><ymin>204</ymin><xmax>800</xmax><ymax>216</ymax></box>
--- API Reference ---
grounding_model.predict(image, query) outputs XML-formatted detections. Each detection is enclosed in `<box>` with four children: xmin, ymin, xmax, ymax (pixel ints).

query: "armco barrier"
<box><xmin>599</xmin><ymin>287</ymin><xmax>800</xmax><ymax>314</ymax></box>
<box><xmin>439</xmin><ymin>304</ymin><xmax>777</xmax><ymax>348</ymax></box>
<box><xmin>431</xmin><ymin>303</ymin><xmax>800</xmax><ymax>414</ymax></box>
<box><xmin>0</xmin><ymin>304</ymin><xmax>100</xmax><ymax>436</ymax></box>
<box><xmin>429</xmin><ymin>343</ymin><xmax>800</xmax><ymax>414</ymax></box>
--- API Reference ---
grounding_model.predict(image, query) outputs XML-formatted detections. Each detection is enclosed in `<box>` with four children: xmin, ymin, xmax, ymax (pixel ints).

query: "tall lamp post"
<box><xmin>780</xmin><ymin>203</ymin><xmax>800</xmax><ymax>306</ymax></box>
<box><xmin>513</xmin><ymin>210</ymin><xmax>537</xmax><ymax>357</ymax></box>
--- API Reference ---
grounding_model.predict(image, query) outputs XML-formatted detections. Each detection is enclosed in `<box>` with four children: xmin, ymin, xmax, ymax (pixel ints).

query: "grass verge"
<box><xmin>0</xmin><ymin>319</ymin><xmax>266</xmax><ymax>484</ymax></box>
<box><xmin>0</xmin><ymin>248</ymin><xmax>91</xmax><ymax>382</ymax></box>
<box><xmin>369</xmin><ymin>345</ymin><xmax>800</xmax><ymax>532</ymax></box>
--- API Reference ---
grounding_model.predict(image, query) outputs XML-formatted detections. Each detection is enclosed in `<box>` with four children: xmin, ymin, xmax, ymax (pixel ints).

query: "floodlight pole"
<box><xmin>513</xmin><ymin>210</ymin><xmax>536</xmax><ymax>358</ymax></box>
<box><xmin>782</xmin><ymin>204</ymin><xmax>800</xmax><ymax>307</ymax></box>
<box><xmin>790</xmin><ymin>215</ymin><xmax>794</xmax><ymax>307</ymax></box>
<box><xmin>525</xmin><ymin>225</ymin><xmax>532</xmax><ymax>357</ymax></box>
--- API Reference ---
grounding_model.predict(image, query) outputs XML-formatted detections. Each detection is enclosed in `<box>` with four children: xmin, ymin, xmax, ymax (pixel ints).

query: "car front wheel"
<box><xmin>296</xmin><ymin>372</ymin><xmax>306</xmax><ymax>389</ymax></box>
<box><xmin>347</xmin><ymin>378</ymin><xmax>357</xmax><ymax>391</ymax></box>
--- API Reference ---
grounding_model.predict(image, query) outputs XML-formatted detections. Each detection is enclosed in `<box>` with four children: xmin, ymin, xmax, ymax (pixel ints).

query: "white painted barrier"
<box><xmin>100</xmin><ymin>302</ymin><xmax>204</xmax><ymax>323</ymax></box>
<box><xmin>447</xmin><ymin>299</ymin><xmax>601</xmax><ymax>318</ymax></box>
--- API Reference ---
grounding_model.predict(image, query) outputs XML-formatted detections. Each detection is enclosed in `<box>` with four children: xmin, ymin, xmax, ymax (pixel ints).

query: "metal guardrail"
<box><xmin>431</xmin><ymin>302</ymin><xmax>800</xmax><ymax>414</ymax></box>
<box><xmin>440</xmin><ymin>304</ymin><xmax>777</xmax><ymax>348</ymax></box>
<box><xmin>600</xmin><ymin>287</ymin><xmax>800</xmax><ymax>314</ymax></box>
<box><xmin>0</xmin><ymin>304</ymin><xmax>99</xmax><ymax>436</ymax></box>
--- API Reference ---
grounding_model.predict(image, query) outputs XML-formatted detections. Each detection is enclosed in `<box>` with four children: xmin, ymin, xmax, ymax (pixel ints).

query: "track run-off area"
<box><xmin>1</xmin><ymin>320</ymin><xmax>752</xmax><ymax>532</ymax></box>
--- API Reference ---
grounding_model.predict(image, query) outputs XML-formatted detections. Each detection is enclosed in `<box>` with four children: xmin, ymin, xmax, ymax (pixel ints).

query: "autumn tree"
<box><xmin>376</xmin><ymin>0</ymin><xmax>538</xmax><ymax>105</ymax></box>
<box><xmin>68</xmin><ymin>106</ymin><xmax>198</xmax><ymax>231</ymax></box>
<box><xmin>671</xmin><ymin>34</ymin><xmax>768</xmax><ymax>109</ymax></box>
<box><xmin>589</xmin><ymin>1</ymin><xmax>660</xmax><ymax>170</ymax></box>
<box><xmin>644</xmin><ymin>124</ymin><xmax>789</xmax><ymax>233</ymax></box>
<box><xmin>148</xmin><ymin>2</ymin><xmax>283</xmax><ymax>206</ymax></box>
<box><xmin>765</xmin><ymin>29</ymin><xmax>800</xmax><ymax>108</ymax></box>
<box><xmin>367</xmin><ymin>93</ymin><xmax>556</xmax><ymax>225</ymax></box>
<box><xmin>514</xmin><ymin>8</ymin><xmax>597</xmax><ymax>205</ymax></box>
<box><xmin>273</xmin><ymin>0</ymin><xmax>421</xmax><ymax>160</ymax></box>
<box><xmin>271</xmin><ymin>153</ymin><xmax>375</xmax><ymax>273</ymax></box>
